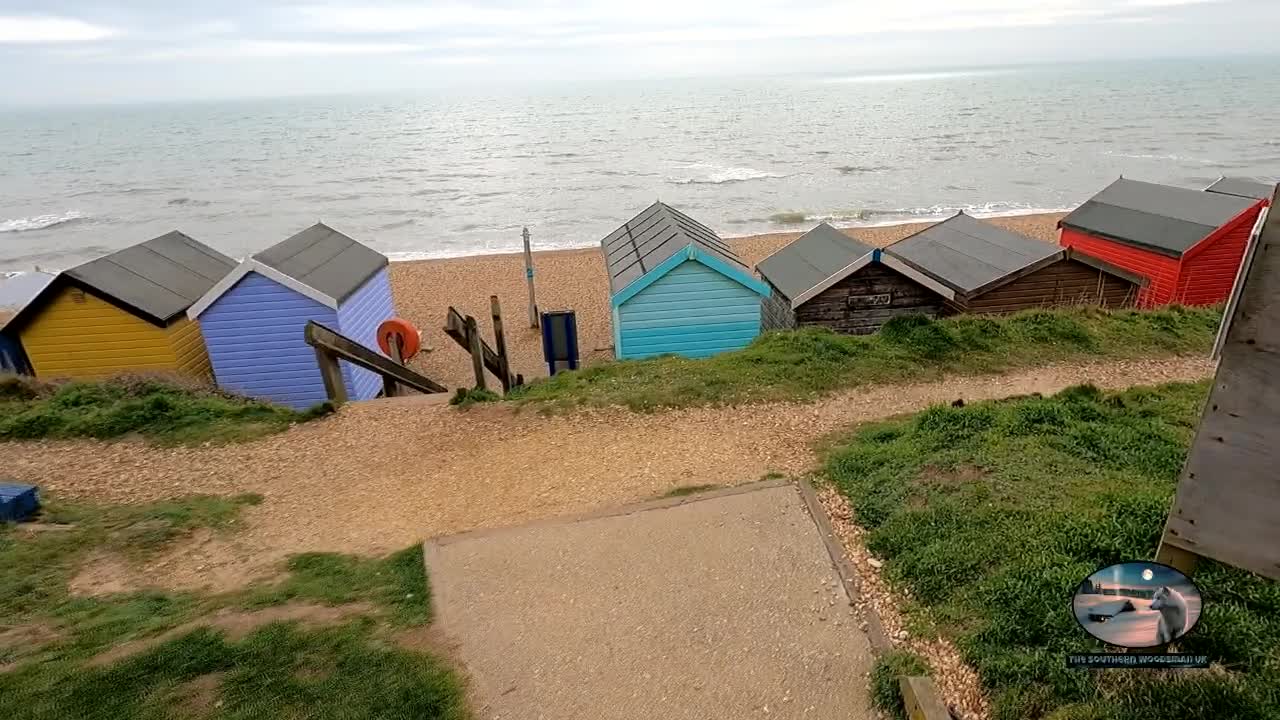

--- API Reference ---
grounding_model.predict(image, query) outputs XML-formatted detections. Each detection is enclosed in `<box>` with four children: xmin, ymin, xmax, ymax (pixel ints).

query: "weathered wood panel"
<box><xmin>1161</xmin><ymin>195</ymin><xmax>1280</xmax><ymax>580</ymax></box>
<box><xmin>795</xmin><ymin>265</ymin><xmax>942</xmax><ymax>335</ymax></box>
<box><xmin>947</xmin><ymin>259</ymin><xmax>1138</xmax><ymax>315</ymax></box>
<box><xmin>759</xmin><ymin>280</ymin><xmax>796</xmax><ymax>331</ymax></box>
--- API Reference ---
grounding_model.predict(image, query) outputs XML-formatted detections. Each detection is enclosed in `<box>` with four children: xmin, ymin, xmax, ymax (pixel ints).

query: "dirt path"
<box><xmin>1</xmin><ymin>356</ymin><xmax>1212</xmax><ymax>588</ymax></box>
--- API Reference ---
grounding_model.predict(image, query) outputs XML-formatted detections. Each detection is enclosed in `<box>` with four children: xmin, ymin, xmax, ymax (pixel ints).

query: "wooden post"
<box><xmin>899</xmin><ymin>676</ymin><xmax>950</xmax><ymax>720</ymax></box>
<box><xmin>313</xmin><ymin>346</ymin><xmax>348</xmax><ymax>405</ymax></box>
<box><xmin>523</xmin><ymin>227</ymin><xmax>538</xmax><ymax>329</ymax></box>
<box><xmin>1155</xmin><ymin>540</ymin><xmax>1200</xmax><ymax>575</ymax></box>
<box><xmin>382</xmin><ymin>334</ymin><xmax>402</xmax><ymax>398</ymax></box>
<box><xmin>490</xmin><ymin>295</ymin><xmax>511</xmax><ymax>393</ymax></box>
<box><xmin>466</xmin><ymin>315</ymin><xmax>487</xmax><ymax>391</ymax></box>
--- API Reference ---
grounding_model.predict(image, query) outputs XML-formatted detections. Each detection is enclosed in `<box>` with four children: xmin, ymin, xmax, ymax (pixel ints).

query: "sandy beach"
<box><xmin>391</xmin><ymin>212</ymin><xmax>1067</xmax><ymax>389</ymax></box>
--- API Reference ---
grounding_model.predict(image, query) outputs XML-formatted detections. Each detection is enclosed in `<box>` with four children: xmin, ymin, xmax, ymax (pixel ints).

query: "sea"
<box><xmin>2</xmin><ymin>56</ymin><xmax>1278</xmax><ymax>272</ymax></box>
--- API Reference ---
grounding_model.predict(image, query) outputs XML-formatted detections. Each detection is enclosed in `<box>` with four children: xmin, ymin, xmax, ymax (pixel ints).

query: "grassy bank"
<box><xmin>0</xmin><ymin>495</ymin><xmax>467</xmax><ymax>719</ymax></box>
<box><xmin>0</xmin><ymin>374</ymin><xmax>331</xmax><ymax>445</ymax></box>
<box><xmin>827</xmin><ymin>382</ymin><xmax>1280</xmax><ymax>719</ymax></box>
<box><xmin>510</xmin><ymin>305</ymin><xmax>1220</xmax><ymax>411</ymax></box>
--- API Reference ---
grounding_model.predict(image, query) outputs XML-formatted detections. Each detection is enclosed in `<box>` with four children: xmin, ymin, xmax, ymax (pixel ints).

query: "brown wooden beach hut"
<box><xmin>755</xmin><ymin>223</ymin><xmax>952</xmax><ymax>334</ymax></box>
<box><xmin>884</xmin><ymin>212</ymin><xmax>1145</xmax><ymax>315</ymax></box>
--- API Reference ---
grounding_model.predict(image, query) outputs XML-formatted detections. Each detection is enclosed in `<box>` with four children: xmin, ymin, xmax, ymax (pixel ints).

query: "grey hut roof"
<box><xmin>1205</xmin><ymin>177</ymin><xmax>1276</xmax><ymax>201</ymax></box>
<box><xmin>756</xmin><ymin>223</ymin><xmax>875</xmax><ymax>300</ymax></box>
<box><xmin>1060</xmin><ymin>178</ymin><xmax>1257</xmax><ymax>257</ymax></box>
<box><xmin>884</xmin><ymin>213</ymin><xmax>1060</xmax><ymax>296</ymax></box>
<box><xmin>253</xmin><ymin>223</ymin><xmax>387</xmax><ymax>303</ymax></box>
<box><xmin>62</xmin><ymin>231</ymin><xmax>235</xmax><ymax>324</ymax></box>
<box><xmin>602</xmin><ymin>202</ymin><xmax>747</xmax><ymax>295</ymax></box>
<box><xmin>0</xmin><ymin>272</ymin><xmax>55</xmax><ymax>313</ymax></box>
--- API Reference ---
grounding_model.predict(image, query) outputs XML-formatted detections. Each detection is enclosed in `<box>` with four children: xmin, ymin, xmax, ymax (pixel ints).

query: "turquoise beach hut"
<box><xmin>186</xmin><ymin>223</ymin><xmax>394</xmax><ymax>410</ymax></box>
<box><xmin>602</xmin><ymin>202</ymin><xmax>770</xmax><ymax>360</ymax></box>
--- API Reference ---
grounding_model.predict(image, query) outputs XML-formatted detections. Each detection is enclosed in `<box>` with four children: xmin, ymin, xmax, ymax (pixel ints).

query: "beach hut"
<box><xmin>885</xmin><ymin>212</ymin><xmax>1145</xmax><ymax>314</ymax></box>
<box><xmin>3</xmin><ymin>233</ymin><xmax>233</xmax><ymax>380</ymax></box>
<box><xmin>187</xmin><ymin>223</ymin><xmax>394</xmax><ymax>410</ymax></box>
<box><xmin>1204</xmin><ymin>177</ymin><xmax>1275</xmax><ymax>202</ymax></box>
<box><xmin>1058</xmin><ymin>178</ymin><xmax>1266</xmax><ymax>307</ymax></box>
<box><xmin>756</xmin><ymin>223</ymin><xmax>952</xmax><ymax>334</ymax></box>
<box><xmin>603</xmin><ymin>202</ymin><xmax>770</xmax><ymax>359</ymax></box>
<box><xmin>0</xmin><ymin>271</ymin><xmax>54</xmax><ymax>374</ymax></box>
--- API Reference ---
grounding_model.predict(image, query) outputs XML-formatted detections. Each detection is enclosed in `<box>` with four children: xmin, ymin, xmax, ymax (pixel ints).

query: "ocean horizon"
<box><xmin>2</xmin><ymin>55</ymin><xmax>1277</xmax><ymax>271</ymax></box>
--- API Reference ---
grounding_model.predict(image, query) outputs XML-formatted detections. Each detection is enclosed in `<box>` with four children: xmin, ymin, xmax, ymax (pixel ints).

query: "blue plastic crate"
<box><xmin>0</xmin><ymin>482</ymin><xmax>39</xmax><ymax>522</ymax></box>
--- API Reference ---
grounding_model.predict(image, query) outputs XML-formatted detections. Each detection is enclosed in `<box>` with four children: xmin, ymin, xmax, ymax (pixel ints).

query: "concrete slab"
<box><xmin>424</xmin><ymin>483</ymin><xmax>874</xmax><ymax>720</ymax></box>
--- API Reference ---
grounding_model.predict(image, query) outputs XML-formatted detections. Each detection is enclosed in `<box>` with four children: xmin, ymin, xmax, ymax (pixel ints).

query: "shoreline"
<box><xmin>0</xmin><ymin>207</ymin><xmax>1075</xmax><ymax>272</ymax></box>
<box><xmin>382</xmin><ymin>208</ymin><xmax>1073</xmax><ymax>265</ymax></box>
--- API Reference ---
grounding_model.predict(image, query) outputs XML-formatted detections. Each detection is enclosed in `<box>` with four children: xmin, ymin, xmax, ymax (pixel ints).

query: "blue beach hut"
<box><xmin>602</xmin><ymin>202</ymin><xmax>770</xmax><ymax>360</ymax></box>
<box><xmin>187</xmin><ymin>223</ymin><xmax>394</xmax><ymax>410</ymax></box>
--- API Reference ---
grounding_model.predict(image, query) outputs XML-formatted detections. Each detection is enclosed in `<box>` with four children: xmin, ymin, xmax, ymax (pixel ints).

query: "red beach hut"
<box><xmin>1058</xmin><ymin>178</ymin><xmax>1266</xmax><ymax>307</ymax></box>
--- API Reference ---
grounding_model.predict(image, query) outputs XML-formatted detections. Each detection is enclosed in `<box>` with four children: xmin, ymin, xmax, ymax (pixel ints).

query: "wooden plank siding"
<box><xmin>166</xmin><ymin>316</ymin><xmax>214</xmax><ymax>381</ymax></box>
<box><xmin>616</xmin><ymin>260</ymin><xmax>762</xmax><ymax>359</ymax></box>
<box><xmin>20</xmin><ymin>285</ymin><xmax>179</xmax><ymax>379</ymax></box>
<box><xmin>945</xmin><ymin>259</ymin><xmax>1138</xmax><ymax>315</ymax></box>
<box><xmin>759</xmin><ymin>280</ymin><xmax>797</xmax><ymax>331</ymax></box>
<box><xmin>334</xmin><ymin>266</ymin><xmax>395</xmax><ymax>402</ymax></box>
<box><xmin>1060</xmin><ymin>227</ymin><xmax>1180</xmax><ymax>308</ymax></box>
<box><xmin>1160</xmin><ymin>196</ymin><xmax>1280</xmax><ymax>579</ymax></box>
<box><xmin>1177</xmin><ymin>217</ymin><xmax>1254</xmax><ymax>306</ymax></box>
<box><xmin>795</xmin><ymin>265</ymin><xmax>943</xmax><ymax>334</ymax></box>
<box><xmin>200</xmin><ymin>271</ymin><xmax>340</xmax><ymax>410</ymax></box>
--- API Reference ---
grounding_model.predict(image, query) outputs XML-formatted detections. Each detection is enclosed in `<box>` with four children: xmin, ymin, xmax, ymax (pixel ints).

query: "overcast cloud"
<box><xmin>0</xmin><ymin>0</ymin><xmax>1276</xmax><ymax>104</ymax></box>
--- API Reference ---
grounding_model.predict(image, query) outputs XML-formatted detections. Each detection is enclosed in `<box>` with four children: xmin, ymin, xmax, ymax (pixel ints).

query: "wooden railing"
<box><xmin>304</xmin><ymin>321</ymin><xmax>447</xmax><ymax>405</ymax></box>
<box><xmin>443</xmin><ymin>296</ymin><xmax>523</xmax><ymax>392</ymax></box>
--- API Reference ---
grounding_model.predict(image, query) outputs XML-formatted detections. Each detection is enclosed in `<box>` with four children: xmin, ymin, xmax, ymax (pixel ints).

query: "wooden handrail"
<box><xmin>443</xmin><ymin>306</ymin><xmax>521</xmax><ymax>392</ymax></box>
<box><xmin>304</xmin><ymin>321</ymin><xmax>447</xmax><ymax>402</ymax></box>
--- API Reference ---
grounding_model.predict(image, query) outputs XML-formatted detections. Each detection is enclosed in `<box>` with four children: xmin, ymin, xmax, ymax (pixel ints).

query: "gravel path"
<box><xmin>1</xmin><ymin>355</ymin><xmax>1211</xmax><ymax>589</ymax></box>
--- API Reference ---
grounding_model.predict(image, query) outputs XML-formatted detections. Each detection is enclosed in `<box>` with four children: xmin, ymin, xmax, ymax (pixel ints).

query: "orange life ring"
<box><xmin>377</xmin><ymin>317</ymin><xmax>421</xmax><ymax>361</ymax></box>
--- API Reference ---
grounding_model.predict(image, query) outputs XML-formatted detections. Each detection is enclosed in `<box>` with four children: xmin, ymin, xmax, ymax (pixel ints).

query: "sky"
<box><xmin>1</xmin><ymin>0</ymin><xmax>1278</xmax><ymax>104</ymax></box>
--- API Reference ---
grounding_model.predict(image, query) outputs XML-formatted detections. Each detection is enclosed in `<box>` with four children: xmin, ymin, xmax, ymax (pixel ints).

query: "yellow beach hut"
<box><xmin>3</xmin><ymin>231</ymin><xmax>235</xmax><ymax>380</ymax></box>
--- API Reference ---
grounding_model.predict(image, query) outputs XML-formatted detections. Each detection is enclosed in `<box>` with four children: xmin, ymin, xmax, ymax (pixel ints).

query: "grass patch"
<box><xmin>243</xmin><ymin>546</ymin><xmax>433</xmax><ymax>625</ymax></box>
<box><xmin>827</xmin><ymin>382</ymin><xmax>1280</xmax><ymax>719</ymax></box>
<box><xmin>508</xmin><ymin>305</ymin><xmax>1220</xmax><ymax>411</ymax></box>
<box><xmin>0</xmin><ymin>374</ymin><xmax>333</xmax><ymax>445</ymax></box>
<box><xmin>871</xmin><ymin>651</ymin><xmax>931</xmax><ymax>719</ymax></box>
<box><xmin>449</xmin><ymin>387</ymin><xmax>500</xmax><ymax>407</ymax></box>
<box><xmin>0</xmin><ymin>495</ymin><xmax>466</xmax><ymax>719</ymax></box>
<box><xmin>0</xmin><ymin>620</ymin><xmax>467</xmax><ymax>720</ymax></box>
<box><xmin>661</xmin><ymin>484</ymin><xmax>721</xmax><ymax>498</ymax></box>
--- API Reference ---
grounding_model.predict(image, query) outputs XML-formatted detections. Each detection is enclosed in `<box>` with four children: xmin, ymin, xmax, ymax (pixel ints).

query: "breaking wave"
<box><xmin>666</xmin><ymin>163</ymin><xmax>789</xmax><ymax>185</ymax></box>
<box><xmin>0</xmin><ymin>211</ymin><xmax>88</xmax><ymax>234</ymax></box>
<box><xmin>757</xmin><ymin>202</ymin><xmax>1072</xmax><ymax>227</ymax></box>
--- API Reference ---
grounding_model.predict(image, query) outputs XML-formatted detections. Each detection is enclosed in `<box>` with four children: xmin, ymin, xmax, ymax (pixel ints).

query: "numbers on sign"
<box><xmin>847</xmin><ymin>293</ymin><xmax>892</xmax><ymax>308</ymax></box>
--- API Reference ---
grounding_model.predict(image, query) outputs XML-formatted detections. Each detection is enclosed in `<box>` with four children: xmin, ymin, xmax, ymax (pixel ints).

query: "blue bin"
<box><xmin>0</xmin><ymin>483</ymin><xmax>39</xmax><ymax>522</ymax></box>
<box><xmin>540</xmin><ymin>310</ymin><xmax>579</xmax><ymax>376</ymax></box>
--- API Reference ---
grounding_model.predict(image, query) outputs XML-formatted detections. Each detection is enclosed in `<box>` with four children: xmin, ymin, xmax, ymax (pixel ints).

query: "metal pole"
<box><xmin>523</xmin><ymin>226</ymin><xmax>538</xmax><ymax>329</ymax></box>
